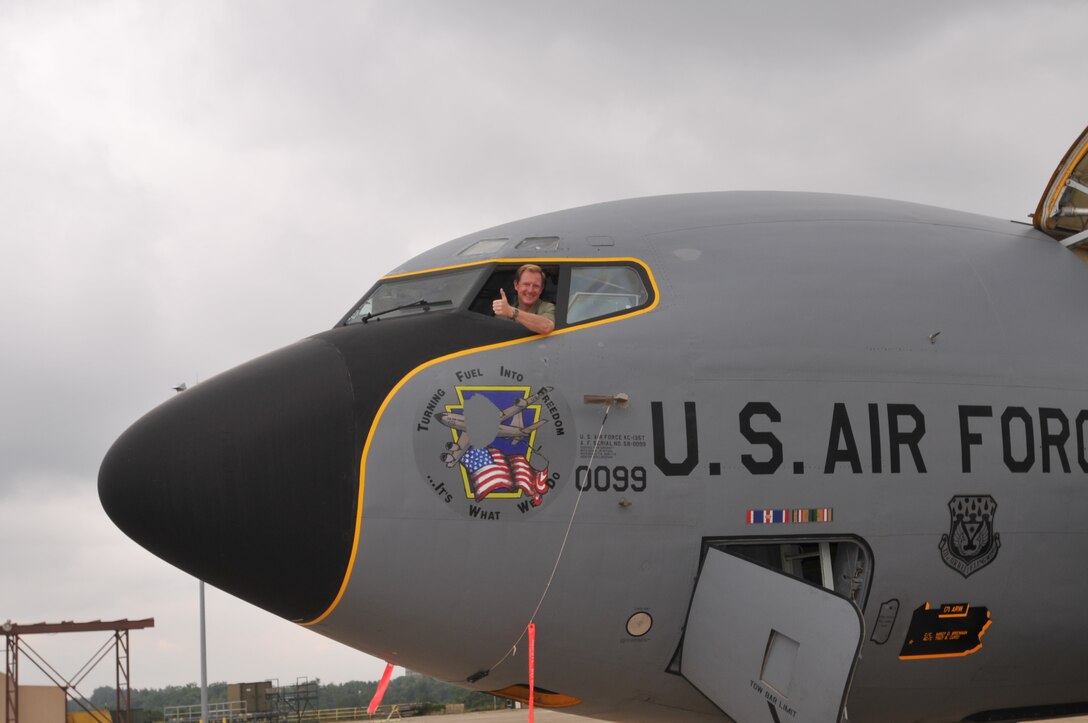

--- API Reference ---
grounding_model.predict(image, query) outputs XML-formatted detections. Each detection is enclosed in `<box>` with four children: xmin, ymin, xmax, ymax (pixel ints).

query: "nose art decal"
<box><xmin>412</xmin><ymin>364</ymin><xmax>574</xmax><ymax>520</ymax></box>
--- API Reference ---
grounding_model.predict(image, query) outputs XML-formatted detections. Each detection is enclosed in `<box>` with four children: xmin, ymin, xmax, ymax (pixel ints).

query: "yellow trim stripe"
<box><xmin>303</xmin><ymin>257</ymin><xmax>659</xmax><ymax>625</ymax></box>
<box><xmin>380</xmin><ymin>256</ymin><xmax>654</xmax><ymax>280</ymax></box>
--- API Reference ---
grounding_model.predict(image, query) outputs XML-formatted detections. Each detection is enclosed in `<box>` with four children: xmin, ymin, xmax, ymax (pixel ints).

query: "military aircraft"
<box><xmin>99</xmin><ymin>125</ymin><xmax>1088</xmax><ymax>723</ymax></box>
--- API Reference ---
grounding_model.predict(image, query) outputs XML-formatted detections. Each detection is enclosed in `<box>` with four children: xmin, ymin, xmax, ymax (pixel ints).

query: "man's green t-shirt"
<box><xmin>505</xmin><ymin>299</ymin><xmax>555</xmax><ymax>322</ymax></box>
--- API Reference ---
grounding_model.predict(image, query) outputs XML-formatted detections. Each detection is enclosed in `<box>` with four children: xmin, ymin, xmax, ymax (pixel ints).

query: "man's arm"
<box><xmin>515</xmin><ymin>306</ymin><xmax>554</xmax><ymax>334</ymax></box>
<box><xmin>492</xmin><ymin>290</ymin><xmax>554</xmax><ymax>334</ymax></box>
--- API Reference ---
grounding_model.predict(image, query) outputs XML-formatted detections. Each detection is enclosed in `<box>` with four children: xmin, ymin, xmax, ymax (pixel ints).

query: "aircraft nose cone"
<box><xmin>99</xmin><ymin>338</ymin><xmax>358</xmax><ymax>622</ymax></box>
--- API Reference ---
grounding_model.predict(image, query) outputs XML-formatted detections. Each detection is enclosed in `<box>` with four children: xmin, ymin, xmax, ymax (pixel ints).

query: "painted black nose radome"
<box><xmin>100</xmin><ymin>311</ymin><xmax>529</xmax><ymax>623</ymax></box>
<box><xmin>98</xmin><ymin>338</ymin><xmax>358</xmax><ymax>622</ymax></box>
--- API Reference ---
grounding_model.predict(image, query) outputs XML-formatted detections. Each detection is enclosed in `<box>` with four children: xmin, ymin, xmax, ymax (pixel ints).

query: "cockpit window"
<box><xmin>343</xmin><ymin>267</ymin><xmax>484</xmax><ymax>325</ymax></box>
<box><xmin>516</xmin><ymin>236</ymin><xmax>560</xmax><ymax>251</ymax></box>
<box><xmin>458</xmin><ymin>238</ymin><xmax>508</xmax><ymax>256</ymax></box>
<box><xmin>345</xmin><ymin>260</ymin><xmax>653</xmax><ymax>330</ymax></box>
<box><xmin>567</xmin><ymin>266</ymin><xmax>649</xmax><ymax>324</ymax></box>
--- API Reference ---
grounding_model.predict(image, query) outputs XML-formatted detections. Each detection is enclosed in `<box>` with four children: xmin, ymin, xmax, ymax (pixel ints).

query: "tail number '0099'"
<box><xmin>575</xmin><ymin>465</ymin><xmax>647</xmax><ymax>492</ymax></box>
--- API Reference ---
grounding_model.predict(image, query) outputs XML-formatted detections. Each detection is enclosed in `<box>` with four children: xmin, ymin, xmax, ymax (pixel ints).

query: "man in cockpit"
<box><xmin>492</xmin><ymin>263</ymin><xmax>555</xmax><ymax>334</ymax></box>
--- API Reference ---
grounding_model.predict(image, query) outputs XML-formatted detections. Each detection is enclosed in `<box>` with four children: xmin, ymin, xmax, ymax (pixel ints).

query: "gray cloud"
<box><xmin>0</xmin><ymin>0</ymin><xmax>1086</xmax><ymax>691</ymax></box>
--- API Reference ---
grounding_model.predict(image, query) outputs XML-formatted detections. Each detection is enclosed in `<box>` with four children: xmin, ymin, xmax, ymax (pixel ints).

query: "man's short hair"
<box><xmin>515</xmin><ymin>263</ymin><xmax>545</xmax><ymax>283</ymax></box>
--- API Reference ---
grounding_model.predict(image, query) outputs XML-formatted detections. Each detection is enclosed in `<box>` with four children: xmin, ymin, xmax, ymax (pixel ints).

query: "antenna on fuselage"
<box><xmin>583</xmin><ymin>392</ymin><xmax>629</xmax><ymax>408</ymax></box>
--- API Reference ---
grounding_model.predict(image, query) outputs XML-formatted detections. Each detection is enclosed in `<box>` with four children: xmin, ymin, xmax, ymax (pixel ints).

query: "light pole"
<box><xmin>199</xmin><ymin>581</ymin><xmax>208</xmax><ymax>723</ymax></box>
<box><xmin>174</xmin><ymin>383</ymin><xmax>208</xmax><ymax>723</ymax></box>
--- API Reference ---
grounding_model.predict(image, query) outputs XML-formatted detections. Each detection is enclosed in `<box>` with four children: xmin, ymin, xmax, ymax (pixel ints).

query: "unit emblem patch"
<box><xmin>938</xmin><ymin>495</ymin><xmax>1000</xmax><ymax>577</ymax></box>
<box><xmin>412</xmin><ymin>366</ymin><xmax>573</xmax><ymax>520</ymax></box>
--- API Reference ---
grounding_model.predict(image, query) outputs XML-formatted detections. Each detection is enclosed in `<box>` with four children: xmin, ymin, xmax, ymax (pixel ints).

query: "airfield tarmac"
<box><xmin>413</xmin><ymin>712</ymin><xmax>1088</xmax><ymax>723</ymax></box>
<box><xmin>384</xmin><ymin>712</ymin><xmax>1088</xmax><ymax>723</ymax></box>
<box><xmin>414</xmin><ymin>712</ymin><xmax>580</xmax><ymax>722</ymax></box>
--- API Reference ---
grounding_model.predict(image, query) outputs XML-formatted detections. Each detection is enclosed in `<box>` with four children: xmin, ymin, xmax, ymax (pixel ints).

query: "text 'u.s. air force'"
<box><xmin>650</xmin><ymin>402</ymin><xmax>1088</xmax><ymax>476</ymax></box>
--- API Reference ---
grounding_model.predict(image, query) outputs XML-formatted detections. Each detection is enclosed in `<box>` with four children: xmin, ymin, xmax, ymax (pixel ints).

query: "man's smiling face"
<box><xmin>514</xmin><ymin>269</ymin><xmax>544</xmax><ymax>308</ymax></box>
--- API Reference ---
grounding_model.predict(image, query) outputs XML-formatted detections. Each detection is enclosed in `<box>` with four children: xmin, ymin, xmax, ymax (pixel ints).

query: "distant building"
<box><xmin>227</xmin><ymin>681</ymin><xmax>274</xmax><ymax>714</ymax></box>
<box><xmin>1</xmin><ymin>672</ymin><xmax>66</xmax><ymax>723</ymax></box>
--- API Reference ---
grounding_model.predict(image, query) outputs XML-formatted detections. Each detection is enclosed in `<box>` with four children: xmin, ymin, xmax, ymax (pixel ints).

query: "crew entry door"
<box><xmin>680</xmin><ymin>547</ymin><xmax>864</xmax><ymax>722</ymax></box>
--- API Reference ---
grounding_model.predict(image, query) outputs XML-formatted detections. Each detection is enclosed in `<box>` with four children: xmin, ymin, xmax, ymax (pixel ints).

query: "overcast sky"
<box><xmin>2</xmin><ymin>0</ymin><xmax>1087</xmax><ymax>698</ymax></box>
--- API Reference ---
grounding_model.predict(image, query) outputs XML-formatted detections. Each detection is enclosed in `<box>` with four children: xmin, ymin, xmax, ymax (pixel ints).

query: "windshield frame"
<box><xmin>337</xmin><ymin>257</ymin><xmax>658</xmax><ymax>331</ymax></box>
<box><xmin>560</xmin><ymin>262</ymin><xmax>652</xmax><ymax>326</ymax></box>
<box><xmin>337</xmin><ymin>265</ymin><xmax>492</xmax><ymax>327</ymax></box>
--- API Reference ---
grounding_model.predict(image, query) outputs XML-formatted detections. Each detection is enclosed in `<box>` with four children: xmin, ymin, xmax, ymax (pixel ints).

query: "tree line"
<box><xmin>84</xmin><ymin>675</ymin><xmax>502</xmax><ymax>720</ymax></box>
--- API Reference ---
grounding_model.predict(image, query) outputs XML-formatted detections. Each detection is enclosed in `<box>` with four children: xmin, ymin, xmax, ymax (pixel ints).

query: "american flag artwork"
<box><xmin>460</xmin><ymin>446</ymin><xmax>551</xmax><ymax>506</ymax></box>
<box><xmin>447</xmin><ymin>387</ymin><xmax>552</xmax><ymax>505</ymax></box>
<box><xmin>510</xmin><ymin>453</ymin><xmax>551</xmax><ymax>506</ymax></box>
<box><xmin>461</xmin><ymin>446</ymin><xmax>515</xmax><ymax>499</ymax></box>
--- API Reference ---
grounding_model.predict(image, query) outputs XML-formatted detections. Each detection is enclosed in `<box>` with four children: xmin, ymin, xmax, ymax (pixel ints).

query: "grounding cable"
<box><xmin>471</xmin><ymin>393</ymin><xmax>626</xmax><ymax>681</ymax></box>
